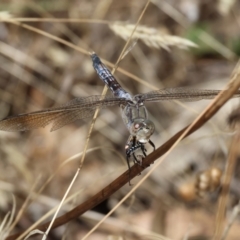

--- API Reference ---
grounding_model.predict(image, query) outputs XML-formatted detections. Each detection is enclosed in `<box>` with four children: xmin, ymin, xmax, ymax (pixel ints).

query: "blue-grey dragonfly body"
<box><xmin>91</xmin><ymin>54</ymin><xmax>155</xmax><ymax>167</ymax></box>
<box><xmin>1</xmin><ymin>53</ymin><xmax>240</xmax><ymax>172</ymax></box>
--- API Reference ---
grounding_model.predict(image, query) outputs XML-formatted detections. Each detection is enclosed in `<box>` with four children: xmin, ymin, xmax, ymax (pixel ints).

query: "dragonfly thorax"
<box><xmin>121</xmin><ymin>103</ymin><xmax>155</xmax><ymax>142</ymax></box>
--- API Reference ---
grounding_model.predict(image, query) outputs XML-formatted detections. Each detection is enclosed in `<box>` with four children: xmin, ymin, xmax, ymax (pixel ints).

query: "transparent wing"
<box><xmin>0</xmin><ymin>95</ymin><xmax>127</xmax><ymax>132</ymax></box>
<box><xmin>134</xmin><ymin>88</ymin><xmax>240</xmax><ymax>102</ymax></box>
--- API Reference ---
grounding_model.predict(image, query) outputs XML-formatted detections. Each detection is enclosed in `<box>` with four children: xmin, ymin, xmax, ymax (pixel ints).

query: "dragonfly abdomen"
<box><xmin>91</xmin><ymin>53</ymin><xmax>132</xmax><ymax>101</ymax></box>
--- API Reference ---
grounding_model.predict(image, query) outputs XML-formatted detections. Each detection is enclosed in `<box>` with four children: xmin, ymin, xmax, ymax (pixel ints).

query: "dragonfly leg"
<box><xmin>125</xmin><ymin>136</ymin><xmax>144</xmax><ymax>185</ymax></box>
<box><xmin>140</xmin><ymin>143</ymin><xmax>147</xmax><ymax>157</ymax></box>
<box><xmin>139</xmin><ymin>142</ymin><xmax>151</xmax><ymax>168</ymax></box>
<box><xmin>132</xmin><ymin>141</ymin><xmax>146</xmax><ymax>169</ymax></box>
<box><xmin>149</xmin><ymin>139</ymin><xmax>155</xmax><ymax>152</ymax></box>
<box><xmin>125</xmin><ymin>136</ymin><xmax>152</xmax><ymax>185</ymax></box>
<box><xmin>132</xmin><ymin>152</ymin><xmax>140</xmax><ymax>164</ymax></box>
<box><xmin>126</xmin><ymin>153</ymin><xmax>133</xmax><ymax>186</ymax></box>
<box><xmin>125</xmin><ymin>136</ymin><xmax>137</xmax><ymax>186</ymax></box>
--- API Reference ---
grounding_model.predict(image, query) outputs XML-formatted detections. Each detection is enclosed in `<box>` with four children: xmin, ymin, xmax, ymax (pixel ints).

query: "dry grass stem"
<box><xmin>43</xmin><ymin>169</ymin><xmax>80</xmax><ymax>239</ymax></box>
<box><xmin>214</xmin><ymin>132</ymin><xmax>240</xmax><ymax>240</ymax></box>
<box><xmin>222</xmin><ymin>201</ymin><xmax>240</xmax><ymax>240</ymax></box>
<box><xmin>0</xmin><ymin>196</ymin><xmax>16</xmax><ymax>239</ymax></box>
<box><xmin>8</xmin><ymin>177</ymin><xmax>41</xmax><ymax>234</ymax></box>
<box><xmin>23</xmin><ymin>229</ymin><xmax>45</xmax><ymax>240</ymax></box>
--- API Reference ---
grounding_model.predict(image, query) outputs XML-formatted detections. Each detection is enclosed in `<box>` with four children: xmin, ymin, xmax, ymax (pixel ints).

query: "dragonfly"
<box><xmin>0</xmin><ymin>53</ymin><xmax>240</xmax><ymax>172</ymax></box>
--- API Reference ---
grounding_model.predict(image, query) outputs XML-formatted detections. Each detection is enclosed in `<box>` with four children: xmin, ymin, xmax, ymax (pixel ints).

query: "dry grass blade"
<box><xmin>109</xmin><ymin>22</ymin><xmax>198</xmax><ymax>51</ymax></box>
<box><xmin>23</xmin><ymin>229</ymin><xmax>45</xmax><ymax>240</ymax></box>
<box><xmin>213</xmin><ymin>133</ymin><xmax>240</xmax><ymax>240</ymax></box>
<box><xmin>0</xmin><ymin>212</ymin><xmax>11</xmax><ymax>238</ymax></box>
<box><xmin>222</xmin><ymin>201</ymin><xmax>240</xmax><ymax>240</ymax></box>
<box><xmin>43</xmin><ymin>169</ymin><xmax>80</xmax><ymax>239</ymax></box>
<box><xmin>7</xmin><ymin>176</ymin><xmax>41</xmax><ymax>235</ymax></box>
<box><xmin>0</xmin><ymin>196</ymin><xmax>16</xmax><ymax>239</ymax></box>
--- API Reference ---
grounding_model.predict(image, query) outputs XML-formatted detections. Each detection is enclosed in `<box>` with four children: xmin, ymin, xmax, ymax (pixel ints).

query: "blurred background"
<box><xmin>0</xmin><ymin>0</ymin><xmax>240</xmax><ymax>239</ymax></box>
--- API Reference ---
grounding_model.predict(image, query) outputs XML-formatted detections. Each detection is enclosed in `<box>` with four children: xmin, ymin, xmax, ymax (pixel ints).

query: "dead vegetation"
<box><xmin>1</xmin><ymin>0</ymin><xmax>240</xmax><ymax>239</ymax></box>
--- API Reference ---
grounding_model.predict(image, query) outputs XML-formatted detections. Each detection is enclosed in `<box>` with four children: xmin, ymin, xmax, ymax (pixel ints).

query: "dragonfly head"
<box><xmin>130</xmin><ymin>119</ymin><xmax>155</xmax><ymax>143</ymax></box>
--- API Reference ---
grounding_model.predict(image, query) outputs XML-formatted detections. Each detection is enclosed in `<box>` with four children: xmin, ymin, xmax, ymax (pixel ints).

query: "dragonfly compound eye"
<box><xmin>130</xmin><ymin>119</ymin><xmax>155</xmax><ymax>143</ymax></box>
